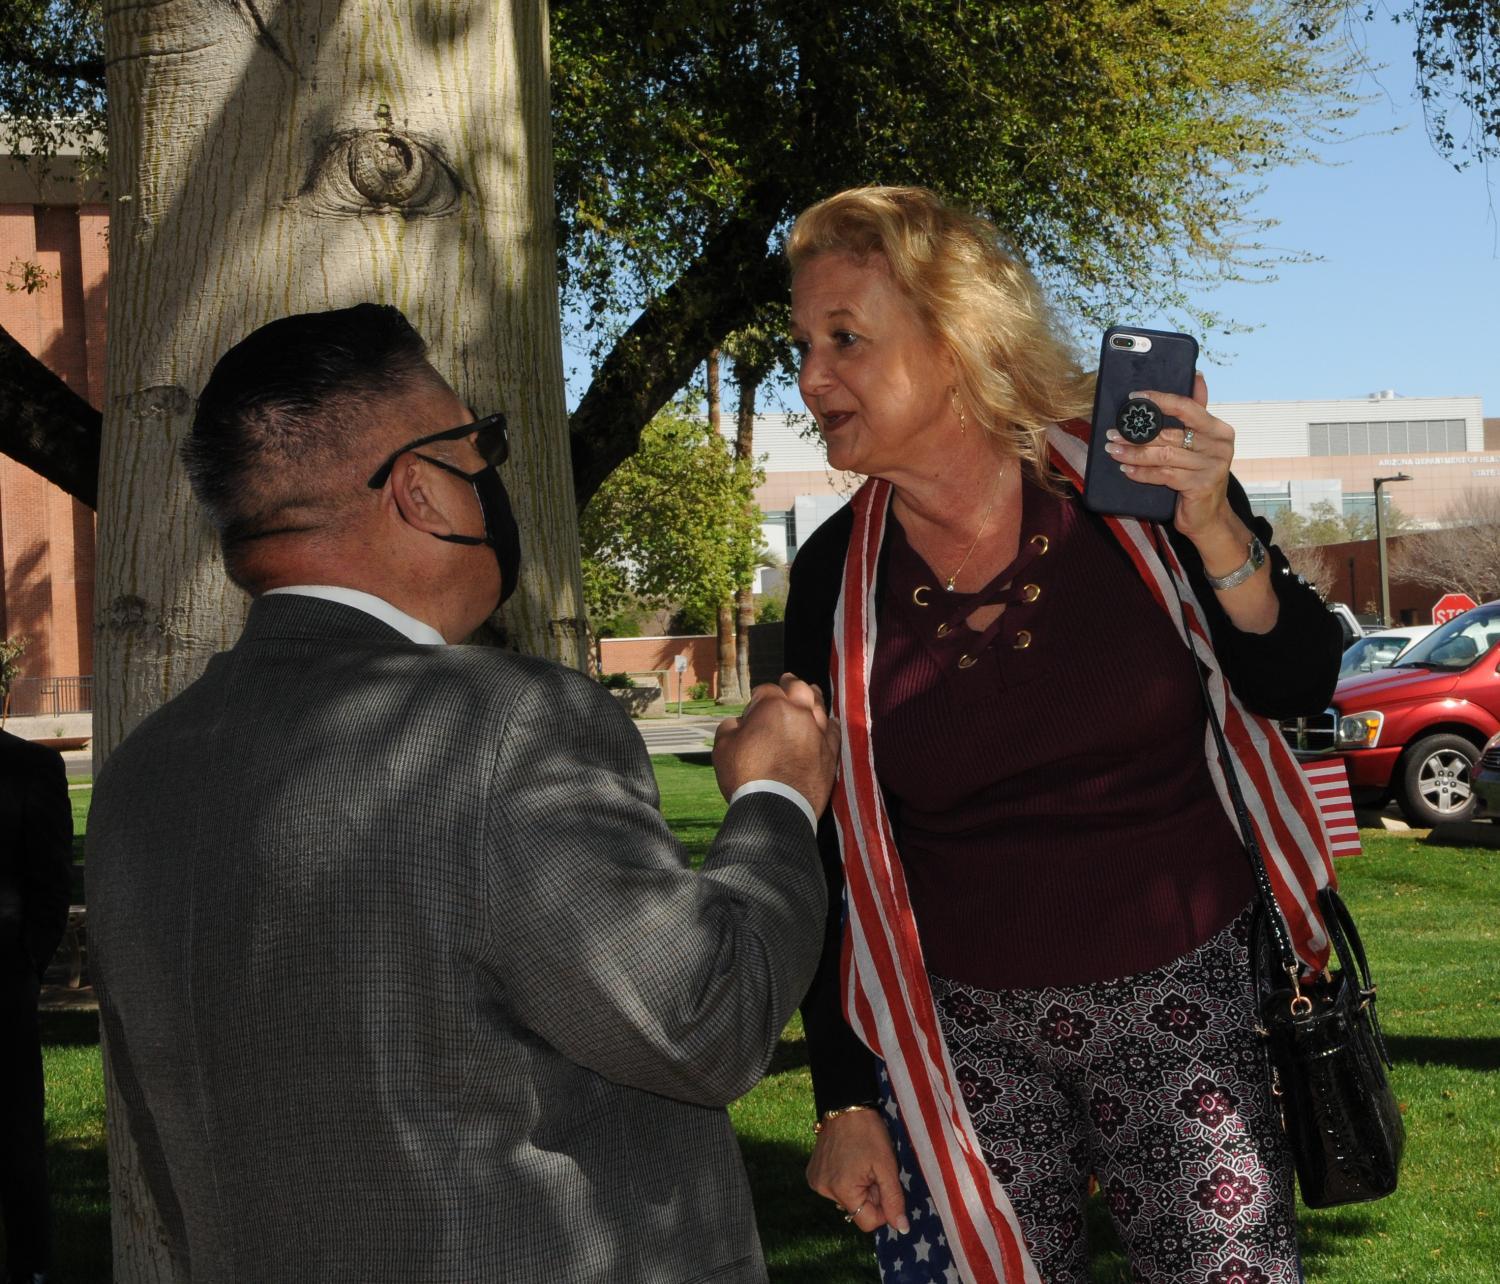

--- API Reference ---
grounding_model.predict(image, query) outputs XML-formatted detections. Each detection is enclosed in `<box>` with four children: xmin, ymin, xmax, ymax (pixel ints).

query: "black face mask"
<box><xmin>424</xmin><ymin>459</ymin><xmax>523</xmax><ymax>606</ymax></box>
<box><xmin>366</xmin><ymin>413</ymin><xmax>521</xmax><ymax>606</ymax></box>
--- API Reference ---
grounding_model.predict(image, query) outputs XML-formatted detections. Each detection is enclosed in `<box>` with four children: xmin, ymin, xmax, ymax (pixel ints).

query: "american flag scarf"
<box><xmin>828</xmin><ymin>421</ymin><xmax>1338</xmax><ymax>1284</ymax></box>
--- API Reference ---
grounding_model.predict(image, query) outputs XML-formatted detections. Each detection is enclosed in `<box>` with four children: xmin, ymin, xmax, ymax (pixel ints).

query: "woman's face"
<box><xmin>790</xmin><ymin>252</ymin><xmax>956</xmax><ymax>479</ymax></box>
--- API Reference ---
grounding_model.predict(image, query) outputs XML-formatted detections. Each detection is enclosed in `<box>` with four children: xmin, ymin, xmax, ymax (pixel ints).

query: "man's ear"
<box><xmin>388</xmin><ymin>455</ymin><xmax>457</xmax><ymax>537</ymax></box>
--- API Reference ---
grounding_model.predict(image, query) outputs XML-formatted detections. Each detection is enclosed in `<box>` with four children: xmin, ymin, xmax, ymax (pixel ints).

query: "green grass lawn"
<box><xmin>40</xmin><ymin>772</ymin><xmax>1500</xmax><ymax>1281</ymax></box>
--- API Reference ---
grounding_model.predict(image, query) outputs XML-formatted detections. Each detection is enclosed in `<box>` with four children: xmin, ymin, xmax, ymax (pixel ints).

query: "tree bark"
<box><xmin>714</xmin><ymin>598</ymin><xmax>739</xmax><ymax>703</ymax></box>
<box><xmin>98</xmin><ymin>0</ymin><xmax>576</xmax><ymax>1274</ymax></box>
<box><xmin>733</xmin><ymin>375</ymin><xmax>759</xmax><ymax>700</ymax></box>
<box><xmin>706</xmin><ymin>348</ymin><xmax>720</xmax><ymax>435</ymax></box>
<box><xmin>709</xmin><ymin>347</ymin><xmax>741</xmax><ymax>701</ymax></box>
<box><xmin>0</xmin><ymin>320</ymin><xmax>100</xmax><ymax>506</ymax></box>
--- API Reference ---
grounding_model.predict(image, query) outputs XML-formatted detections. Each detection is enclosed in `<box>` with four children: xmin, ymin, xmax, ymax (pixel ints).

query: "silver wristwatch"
<box><xmin>1204</xmin><ymin>535</ymin><xmax>1267</xmax><ymax>591</ymax></box>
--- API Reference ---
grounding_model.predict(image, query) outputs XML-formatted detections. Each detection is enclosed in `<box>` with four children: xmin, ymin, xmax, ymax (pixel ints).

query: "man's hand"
<box><xmin>713</xmin><ymin>674</ymin><xmax>840</xmax><ymax>814</ymax></box>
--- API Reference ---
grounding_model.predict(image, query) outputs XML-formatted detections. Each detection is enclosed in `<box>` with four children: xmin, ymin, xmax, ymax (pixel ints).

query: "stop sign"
<box><xmin>1432</xmin><ymin>592</ymin><xmax>1478</xmax><ymax>625</ymax></box>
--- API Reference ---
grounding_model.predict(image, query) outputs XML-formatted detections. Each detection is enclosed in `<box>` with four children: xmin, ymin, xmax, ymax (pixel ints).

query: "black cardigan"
<box><xmin>782</xmin><ymin>473</ymin><xmax>1343</xmax><ymax>1115</ymax></box>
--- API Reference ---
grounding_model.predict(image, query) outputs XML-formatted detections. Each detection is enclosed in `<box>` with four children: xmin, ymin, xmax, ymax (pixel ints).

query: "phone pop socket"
<box><xmin>1116</xmin><ymin>396</ymin><xmax>1164</xmax><ymax>444</ymax></box>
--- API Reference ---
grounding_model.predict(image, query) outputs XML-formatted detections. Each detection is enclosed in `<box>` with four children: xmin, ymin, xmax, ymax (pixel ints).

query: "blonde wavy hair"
<box><xmin>786</xmin><ymin>186</ymin><xmax>1094</xmax><ymax>479</ymax></box>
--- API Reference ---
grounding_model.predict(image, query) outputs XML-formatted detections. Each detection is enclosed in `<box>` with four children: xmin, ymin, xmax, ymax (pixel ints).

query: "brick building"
<box><xmin>1</xmin><ymin>149</ymin><xmax>105</xmax><ymax>697</ymax></box>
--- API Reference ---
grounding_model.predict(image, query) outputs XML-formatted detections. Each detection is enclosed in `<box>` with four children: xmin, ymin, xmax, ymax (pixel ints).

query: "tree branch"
<box><xmin>0</xmin><ymin>323</ymin><xmax>101</xmax><ymax>508</ymax></box>
<box><xmin>0</xmin><ymin>37</ymin><xmax>105</xmax><ymax>87</ymax></box>
<box><xmin>567</xmin><ymin>190</ymin><xmax>790</xmax><ymax>509</ymax></box>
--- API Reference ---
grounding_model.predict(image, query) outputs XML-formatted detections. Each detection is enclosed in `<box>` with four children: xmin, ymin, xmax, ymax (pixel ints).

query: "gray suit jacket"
<box><xmin>90</xmin><ymin>595</ymin><xmax>826</xmax><ymax>1283</ymax></box>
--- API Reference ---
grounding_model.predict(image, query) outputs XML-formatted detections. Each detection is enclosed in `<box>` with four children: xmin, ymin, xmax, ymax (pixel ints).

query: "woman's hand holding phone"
<box><xmin>1104</xmin><ymin>372</ymin><xmax>1279</xmax><ymax>632</ymax></box>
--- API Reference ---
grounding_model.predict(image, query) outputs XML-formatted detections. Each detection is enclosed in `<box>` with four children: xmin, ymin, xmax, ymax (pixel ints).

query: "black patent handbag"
<box><xmin>1249</xmin><ymin>887</ymin><xmax>1405</xmax><ymax>1206</ymax></box>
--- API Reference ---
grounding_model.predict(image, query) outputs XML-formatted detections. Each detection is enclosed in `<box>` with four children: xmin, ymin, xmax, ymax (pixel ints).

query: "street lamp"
<box><xmin>1373</xmin><ymin>473</ymin><xmax>1412</xmax><ymax>626</ymax></box>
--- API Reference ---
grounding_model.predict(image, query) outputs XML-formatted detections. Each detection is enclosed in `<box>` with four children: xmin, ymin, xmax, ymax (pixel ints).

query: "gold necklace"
<box><xmin>944</xmin><ymin>463</ymin><xmax>1006</xmax><ymax>592</ymax></box>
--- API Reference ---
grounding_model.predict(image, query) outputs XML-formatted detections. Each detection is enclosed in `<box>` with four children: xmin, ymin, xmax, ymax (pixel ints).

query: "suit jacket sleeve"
<box><xmin>784</xmin><ymin>515</ymin><xmax>883</xmax><ymax>1116</ymax></box>
<box><xmin>480</xmin><ymin>666</ymin><xmax>827</xmax><ymax>1107</ymax></box>
<box><xmin>23</xmin><ymin>744</ymin><xmax>74</xmax><ymax>975</ymax></box>
<box><xmin>1166</xmin><ymin>474</ymin><xmax>1343</xmax><ymax>718</ymax></box>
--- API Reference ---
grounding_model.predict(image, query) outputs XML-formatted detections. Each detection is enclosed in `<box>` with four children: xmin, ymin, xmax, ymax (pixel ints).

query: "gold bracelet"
<box><xmin>813</xmin><ymin>1103</ymin><xmax>876</xmax><ymax>1135</ymax></box>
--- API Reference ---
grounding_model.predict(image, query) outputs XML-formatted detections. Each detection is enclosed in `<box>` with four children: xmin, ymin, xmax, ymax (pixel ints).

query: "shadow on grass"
<box><xmin>1386</xmin><ymin>1034</ymin><xmax>1500</xmax><ymax>1070</ymax></box>
<box><xmin>48</xmin><ymin>1134</ymin><xmax>112</xmax><ymax>1282</ymax></box>
<box><xmin>40</xmin><ymin>1009</ymin><xmax>101</xmax><ymax>1047</ymax></box>
<box><xmin>1296</xmin><ymin>1202</ymin><xmax>1384</xmax><ymax>1277</ymax></box>
<box><xmin>767</xmin><ymin>1034</ymin><xmax>810</xmax><ymax>1077</ymax></box>
<box><xmin>665</xmin><ymin>751</ymin><xmax>717</xmax><ymax>767</ymax></box>
<box><xmin>737</xmin><ymin>1133</ymin><xmax>879</xmax><ymax>1283</ymax></box>
<box><xmin>1421</xmin><ymin>822</ymin><xmax>1500</xmax><ymax>850</ymax></box>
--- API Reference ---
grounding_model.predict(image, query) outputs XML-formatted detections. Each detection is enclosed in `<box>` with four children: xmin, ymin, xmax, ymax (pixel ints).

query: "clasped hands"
<box><xmin>712</xmin><ymin>673</ymin><xmax>840</xmax><ymax>814</ymax></box>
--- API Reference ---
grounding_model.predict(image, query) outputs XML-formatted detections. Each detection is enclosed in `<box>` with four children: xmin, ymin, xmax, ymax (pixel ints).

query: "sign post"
<box><xmin>1432</xmin><ymin>593</ymin><xmax>1478</xmax><ymax>625</ymax></box>
<box><xmin>674</xmin><ymin>653</ymin><xmax>688</xmax><ymax>715</ymax></box>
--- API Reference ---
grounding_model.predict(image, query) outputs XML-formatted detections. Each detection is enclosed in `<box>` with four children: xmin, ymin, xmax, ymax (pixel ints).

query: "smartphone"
<box><xmin>1081</xmin><ymin>326</ymin><xmax>1199</xmax><ymax>523</ymax></box>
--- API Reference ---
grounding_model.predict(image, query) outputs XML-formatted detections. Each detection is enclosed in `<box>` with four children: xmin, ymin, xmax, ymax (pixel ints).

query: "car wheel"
<box><xmin>1395</xmin><ymin>734</ymin><xmax>1479</xmax><ymax>827</ymax></box>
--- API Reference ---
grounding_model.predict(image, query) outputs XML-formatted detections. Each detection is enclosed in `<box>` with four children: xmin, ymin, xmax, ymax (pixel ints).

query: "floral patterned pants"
<box><xmin>874</xmin><ymin>907</ymin><xmax>1301</xmax><ymax>1284</ymax></box>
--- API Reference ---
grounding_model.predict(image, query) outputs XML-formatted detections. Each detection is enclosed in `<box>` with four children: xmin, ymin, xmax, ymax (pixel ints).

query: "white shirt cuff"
<box><xmin>729</xmin><ymin>779</ymin><xmax>818</xmax><ymax>833</ymax></box>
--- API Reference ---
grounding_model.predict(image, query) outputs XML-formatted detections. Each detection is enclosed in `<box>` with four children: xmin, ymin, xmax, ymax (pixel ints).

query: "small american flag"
<box><xmin>1302</xmin><ymin>758</ymin><xmax>1363</xmax><ymax>857</ymax></box>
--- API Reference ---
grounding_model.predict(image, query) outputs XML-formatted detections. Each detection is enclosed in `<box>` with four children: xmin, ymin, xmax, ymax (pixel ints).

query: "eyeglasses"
<box><xmin>366</xmin><ymin>411</ymin><xmax>509</xmax><ymax>490</ymax></box>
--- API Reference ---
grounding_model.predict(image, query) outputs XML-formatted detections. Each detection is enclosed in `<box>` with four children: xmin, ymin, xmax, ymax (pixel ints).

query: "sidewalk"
<box><xmin>4</xmin><ymin>712</ymin><xmax>95</xmax><ymax>776</ymax></box>
<box><xmin>634</xmin><ymin>714</ymin><xmax>721</xmax><ymax>755</ymax></box>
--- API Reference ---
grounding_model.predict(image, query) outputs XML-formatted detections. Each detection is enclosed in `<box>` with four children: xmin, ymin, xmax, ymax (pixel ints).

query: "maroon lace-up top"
<box><xmin>870</xmin><ymin>476</ymin><xmax>1253</xmax><ymax>989</ymax></box>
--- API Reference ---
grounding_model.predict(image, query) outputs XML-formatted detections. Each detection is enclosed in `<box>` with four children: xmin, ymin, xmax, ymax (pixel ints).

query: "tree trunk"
<box><xmin>706</xmin><ymin>348</ymin><xmax>721</xmax><ymax>435</ymax></box>
<box><xmin>98</xmin><ymin>0</ymin><xmax>576</xmax><ymax>1274</ymax></box>
<box><xmin>715</xmin><ymin>598</ymin><xmax>740</xmax><ymax>703</ymax></box>
<box><xmin>734</xmin><ymin>377</ymin><xmax>759</xmax><ymax>699</ymax></box>
<box><xmin>711</xmin><ymin>347</ymin><xmax>740</xmax><ymax>702</ymax></box>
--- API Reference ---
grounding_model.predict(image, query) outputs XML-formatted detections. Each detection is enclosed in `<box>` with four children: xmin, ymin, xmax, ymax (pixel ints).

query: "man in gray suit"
<box><xmin>90</xmin><ymin>304</ymin><xmax>837</xmax><ymax>1283</ymax></box>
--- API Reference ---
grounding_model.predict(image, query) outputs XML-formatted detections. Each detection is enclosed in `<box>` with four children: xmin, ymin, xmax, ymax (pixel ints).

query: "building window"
<box><xmin>1306</xmin><ymin>418</ymin><xmax>1465</xmax><ymax>456</ymax></box>
<box><xmin>1247</xmin><ymin>489</ymin><xmax>1292</xmax><ymax>521</ymax></box>
<box><xmin>1343</xmin><ymin>491</ymin><xmax>1376</xmax><ymax>522</ymax></box>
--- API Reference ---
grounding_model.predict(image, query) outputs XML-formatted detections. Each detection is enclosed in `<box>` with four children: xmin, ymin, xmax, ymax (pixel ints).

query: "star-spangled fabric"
<box><xmin>828</xmin><ymin>422</ymin><xmax>1340</xmax><ymax>1283</ymax></box>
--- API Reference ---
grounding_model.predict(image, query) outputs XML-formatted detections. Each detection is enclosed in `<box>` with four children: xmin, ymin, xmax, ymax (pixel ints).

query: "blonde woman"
<box><xmin>783</xmin><ymin>186</ymin><xmax>1341</xmax><ymax>1284</ymax></box>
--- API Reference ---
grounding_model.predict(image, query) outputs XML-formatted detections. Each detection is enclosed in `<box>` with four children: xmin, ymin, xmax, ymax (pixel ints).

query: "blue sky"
<box><xmin>1177</xmin><ymin>16</ymin><xmax>1498</xmax><ymax>413</ymax></box>
<box><xmin>565</xmin><ymin>16</ymin><xmax>1498</xmax><ymax>419</ymax></box>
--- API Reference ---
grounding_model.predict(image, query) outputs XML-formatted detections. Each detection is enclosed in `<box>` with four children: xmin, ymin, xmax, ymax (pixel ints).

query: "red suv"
<box><xmin>1283</xmin><ymin>600</ymin><xmax>1500</xmax><ymax>827</ymax></box>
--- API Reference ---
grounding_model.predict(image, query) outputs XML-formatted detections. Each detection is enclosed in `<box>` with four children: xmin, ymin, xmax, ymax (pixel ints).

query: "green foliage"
<box><xmin>553</xmin><ymin>0</ymin><xmax>1364</xmax><ymax>375</ymax></box>
<box><xmin>1273</xmin><ymin>498</ymin><xmax>1415</xmax><ymax>547</ymax></box>
<box><xmin>667</xmin><ymin>600</ymin><xmax>719</xmax><ymax>636</ymax></box>
<box><xmin>755</xmin><ymin>589</ymin><xmax>787</xmax><ymax>623</ymax></box>
<box><xmin>688</xmin><ymin>680</ymin><xmax>711</xmax><ymax>700</ymax></box>
<box><xmin>598</xmin><ymin>671</ymin><xmax>636</xmax><ymax>689</ymax></box>
<box><xmin>580</xmin><ymin>403</ymin><xmax>765</xmax><ymax>631</ymax></box>
<box><xmin>0</xmin><ymin>0</ymin><xmax>106</xmax><ymax>173</ymax></box>
<box><xmin>3</xmin><ymin>257</ymin><xmax>58</xmax><ymax>294</ymax></box>
<box><xmin>590</xmin><ymin>599</ymin><xmax>651</xmax><ymax>639</ymax></box>
<box><xmin>0</xmin><ymin>633</ymin><xmax>28</xmax><ymax>696</ymax></box>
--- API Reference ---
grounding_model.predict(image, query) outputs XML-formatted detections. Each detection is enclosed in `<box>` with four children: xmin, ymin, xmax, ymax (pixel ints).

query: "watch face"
<box><xmin>1117</xmin><ymin>397</ymin><xmax>1163</xmax><ymax>443</ymax></box>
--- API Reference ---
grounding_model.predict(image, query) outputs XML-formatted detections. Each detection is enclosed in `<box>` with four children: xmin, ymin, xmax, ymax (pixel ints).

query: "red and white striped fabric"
<box><xmin>1302</xmin><ymin>758</ymin><xmax>1362</xmax><ymax>857</ymax></box>
<box><xmin>827</xmin><ymin>422</ymin><xmax>1341</xmax><ymax>1283</ymax></box>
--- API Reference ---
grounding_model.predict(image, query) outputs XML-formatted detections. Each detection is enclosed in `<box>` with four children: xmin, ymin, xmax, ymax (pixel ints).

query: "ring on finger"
<box><xmin>843</xmin><ymin>1202</ymin><xmax>868</xmax><ymax>1223</ymax></box>
<box><xmin>1182</xmin><ymin>428</ymin><xmax>1196</xmax><ymax>452</ymax></box>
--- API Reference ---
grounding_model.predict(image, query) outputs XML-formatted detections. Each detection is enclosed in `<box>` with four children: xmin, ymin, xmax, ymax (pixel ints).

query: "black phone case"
<box><xmin>1081</xmin><ymin>327</ymin><xmax>1199</xmax><ymax>523</ymax></box>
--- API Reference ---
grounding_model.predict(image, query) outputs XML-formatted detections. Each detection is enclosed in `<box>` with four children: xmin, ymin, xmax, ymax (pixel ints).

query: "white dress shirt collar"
<box><xmin>262</xmin><ymin>586</ymin><xmax>446</xmax><ymax>646</ymax></box>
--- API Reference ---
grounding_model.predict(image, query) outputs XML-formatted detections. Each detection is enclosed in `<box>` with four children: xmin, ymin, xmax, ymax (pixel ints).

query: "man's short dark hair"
<box><xmin>182</xmin><ymin>304</ymin><xmax>441</xmax><ymax>573</ymax></box>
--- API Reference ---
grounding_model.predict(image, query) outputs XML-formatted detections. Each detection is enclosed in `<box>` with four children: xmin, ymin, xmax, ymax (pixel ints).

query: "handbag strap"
<box><xmin>1318</xmin><ymin>884</ymin><xmax>1394</xmax><ymax>1063</ymax></box>
<box><xmin>1148</xmin><ymin>526</ymin><xmax>1304</xmax><ymax>984</ymax></box>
